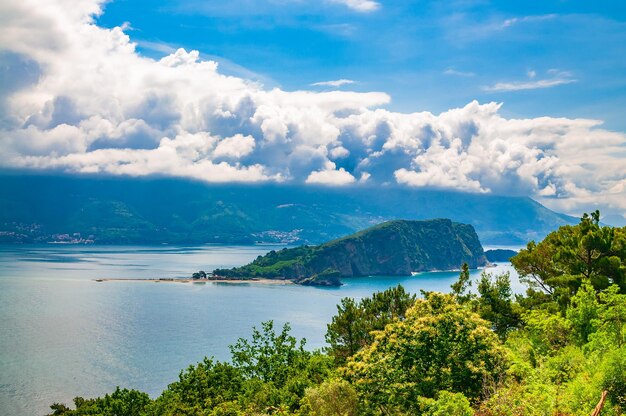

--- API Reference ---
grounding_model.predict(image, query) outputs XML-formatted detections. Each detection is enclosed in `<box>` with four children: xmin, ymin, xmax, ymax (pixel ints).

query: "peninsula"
<box><xmin>212</xmin><ymin>219</ymin><xmax>488</xmax><ymax>286</ymax></box>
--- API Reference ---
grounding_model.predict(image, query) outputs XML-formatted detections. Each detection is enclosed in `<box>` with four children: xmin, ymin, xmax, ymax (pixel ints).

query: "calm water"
<box><xmin>0</xmin><ymin>244</ymin><xmax>520</xmax><ymax>415</ymax></box>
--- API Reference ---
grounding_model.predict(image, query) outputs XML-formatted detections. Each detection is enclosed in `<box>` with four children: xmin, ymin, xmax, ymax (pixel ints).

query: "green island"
<box><xmin>49</xmin><ymin>211</ymin><xmax>626</xmax><ymax>416</ymax></box>
<box><xmin>484</xmin><ymin>248</ymin><xmax>519</xmax><ymax>262</ymax></box>
<box><xmin>212</xmin><ymin>219</ymin><xmax>488</xmax><ymax>286</ymax></box>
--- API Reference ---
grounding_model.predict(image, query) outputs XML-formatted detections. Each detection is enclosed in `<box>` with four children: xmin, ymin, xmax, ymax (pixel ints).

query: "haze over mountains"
<box><xmin>0</xmin><ymin>173</ymin><xmax>575</xmax><ymax>246</ymax></box>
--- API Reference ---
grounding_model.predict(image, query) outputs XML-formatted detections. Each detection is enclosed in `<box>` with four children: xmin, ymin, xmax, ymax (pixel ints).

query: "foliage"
<box><xmin>511</xmin><ymin>210</ymin><xmax>626</xmax><ymax>307</ymax></box>
<box><xmin>451</xmin><ymin>262</ymin><xmax>473</xmax><ymax>302</ymax></box>
<box><xmin>325</xmin><ymin>285</ymin><xmax>416</xmax><ymax>364</ymax></box>
<box><xmin>476</xmin><ymin>271</ymin><xmax>522</xmax><ymax>339</ymax></box>
<box><xmin>191</xmin><ymin>270</ymin><xmax>207</xmax><ymax>279</ymax></box>
<box><xmin>145</xmin><ymin>358</ymin><xmax>243</xmax><ymax>415</ymax></box>
<box><xmin>48</xmin><ymin>387</ymin><xmax>151</xmax><ymax>416</ymax></box>
<box><xmin>418</xmin><ymin>391</ymin><xmax>473</xmax><ymax>416</ymax></box>
<box><xmin>343</xmin><ymin>292</ymin><xmax>507</xmax><ymax>414</ymax></box>
<box><xmin>601</xmin><ymin>347</ymin><xmax>626</xmax><ymax>410</ymax></box>
<box><xmin>566</xmin><ymin>281</ymin><xmax>599</xmax><ymax>344</ymax></box>
<box><xmin>299</xmin><ymin>379</ymin><xmax>359</xmax><ymax>416</ymax></box>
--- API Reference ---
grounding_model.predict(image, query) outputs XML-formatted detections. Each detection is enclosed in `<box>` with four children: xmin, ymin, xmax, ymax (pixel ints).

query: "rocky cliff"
<box><xmin>214</xmin><ymin>219</ymin><xmax>488</xmax><ymax>286</ymax></box>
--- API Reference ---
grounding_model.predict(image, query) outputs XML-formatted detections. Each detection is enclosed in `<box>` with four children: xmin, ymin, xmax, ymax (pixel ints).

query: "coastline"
<box><xmin>94</xmin><ymin>277</ymin><xmax>294</xmax><ymax>285</ymax></box>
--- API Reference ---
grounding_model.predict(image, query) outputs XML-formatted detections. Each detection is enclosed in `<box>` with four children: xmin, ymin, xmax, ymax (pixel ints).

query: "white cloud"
<box><xmin>306</xmin><ymin>167</ymin><xmax>356</xmax><ymax>185</ymax></box>
<box><xmin>328</xmin><ymin>0</ymin><xmax>381</xmax><ymax>13</ymax></box>
<box><xmin>0</xmin><ymin>0</ymin><xmax>624</xmax><ymax>215</ymax></box>
<box><xmin>501</xmin><ymin>14</ymin><xmax>557</xmax><ymax>29</ymax></box>
<box><xmin>484</xmin><ymin>70</ymin><xmax>576</xmax><ymax>92</ymax></box>
<box><xmin>443</xmin><ymin>68</ymin><xmax>475</xmax><ymax>77</ymax></box>
<box><xmin>311</xmin><ymin>79</ymin><xmax>356</xmax><ymax>87</ymax></box>
<box><xmin>213</xmin><ymin>134</ymin><xmax>256</xmax><ymax>159</ymax></box>
<box><xmin>329</xmin><ymin>146</ymin><xmax>350</xmax><ymax>159</ymax></box>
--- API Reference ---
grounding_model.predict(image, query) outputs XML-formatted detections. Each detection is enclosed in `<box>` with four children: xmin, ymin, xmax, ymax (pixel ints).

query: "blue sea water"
<box><xmin>0</xmin><ymin>244</ymin><xmax>520</xmax><ymax>415</ymax></box>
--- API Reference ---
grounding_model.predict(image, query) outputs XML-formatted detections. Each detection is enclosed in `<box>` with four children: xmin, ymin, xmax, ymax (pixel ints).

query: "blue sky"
<box><xmin>97</xmin><ymin>0</ymin><xmax>626</xmax><ymax>130</ymax></box>
<box><xmin>1</xmin><ymin>0</ymin><xmax>625</xmax><ymax>217</ymax></box>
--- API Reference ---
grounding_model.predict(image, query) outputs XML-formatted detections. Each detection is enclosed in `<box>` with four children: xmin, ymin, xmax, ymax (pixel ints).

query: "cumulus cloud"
<box><xmin>306</xmin><ymin>167</ymin><xmax>356</xmax><ymax>185</ymax></box>
<box><xmin>213</xmin><ymin>134</ymin><xmax>256</xmax><ymax>159</ymax></box>
<box><xmin>0</xmin><ymin>0</ymin><xmax>625</xmax><ymax>215</ymax></box>
<box><xmin>311</xmin><ymin>79</ymin><xmax>356</xmax><ymax>87</ymax></box>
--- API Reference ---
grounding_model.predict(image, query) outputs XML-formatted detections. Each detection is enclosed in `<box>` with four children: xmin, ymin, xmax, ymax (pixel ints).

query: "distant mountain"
<box><xmin>602</xmin><ymin>214</ymin><xmax>626</xmax><ymax>227</ymax></box>
<box><xmin>214</xmin><ymin>219</ymin><xmax>488</xmax><ymax>286</ymax></box>
<box><xmin>0</xmin><ymin>173</ymin><xmax>576</xmax><ymax>245</ymax></box>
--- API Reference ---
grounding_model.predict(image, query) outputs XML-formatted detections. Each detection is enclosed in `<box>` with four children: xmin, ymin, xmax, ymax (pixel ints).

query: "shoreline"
<box><xmin>94</xmin><ymin>277</ymin><xmax>294</xmax><ymax>285</ymax></box>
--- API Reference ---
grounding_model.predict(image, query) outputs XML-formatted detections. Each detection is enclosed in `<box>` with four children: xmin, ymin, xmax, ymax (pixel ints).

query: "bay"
<box><xmin>0</xmin><ymin>244</ymin><xmax>520</xmax><ymax>415</ymax></box>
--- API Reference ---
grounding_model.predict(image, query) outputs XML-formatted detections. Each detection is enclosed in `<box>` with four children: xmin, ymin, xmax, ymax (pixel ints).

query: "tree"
<box><xmin>145</xmin><ymin>358</ymin><xmax>243</xmax><ymax>415</ymax></box>
<box><xmin>326</xmin><ymin>285</ymin><xmax>416</xmax><ymax>364</ymax></box>
<box><xmin>229</xmin><ymin>321</ymin><xmax>333</xmax><ymax>412</ymax></box>
<box><xmin>451</xmin><ymin>262</ymin><xmax>473</xmax><ymax>303</ymax></box>
<box><xmin>343</xmin><ymin>292</ymin><xmax>507</xmax><ymax>414</ymax></box>
<box><xmin>192</xmin><ymin>270</ymin><xmax>207</xmax><ymax>279</ymax></box>
<box><xmin>49</xmin><ymin>387</ymin><xmax>151</xmax><ymax>416</ymax></box>
<box><xmin>325</xmin><ymin>297</ymin><xmax>366</xmax><ymax>364</ymax></box>
<box><xmin>230</xmin><ymin>321</ymin><xmax>307</xmax><ymax>385</ymax></box>
<box><xmin>595</xmin><ymin>285</ymin><xmax>626</xmax><ymax>348</ymax></box>
<box><xmin>476</xmin><ymin>271</ymin><xmax>521</xmax><ymax>339</ymax></box>
<box><xmin>566</xmin><ymin>281</ymin><xmax>599</xmax><ymax>345</ymax></box>
<box><xmin>299</xmin><ymin>379</ymin><xmax>359</xmax><ymax>416</ymax></box>
<box><xmin>511</xmin><ymin>211</ymin><xmax>626</xmax><ymax>307</ymax></box>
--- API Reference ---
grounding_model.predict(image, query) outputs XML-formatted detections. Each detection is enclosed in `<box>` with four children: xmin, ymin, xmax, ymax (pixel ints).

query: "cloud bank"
<box><xmin>0</xmin><ymin>0</ymin><xmax>625</xmax><ymax>215</ymax></box>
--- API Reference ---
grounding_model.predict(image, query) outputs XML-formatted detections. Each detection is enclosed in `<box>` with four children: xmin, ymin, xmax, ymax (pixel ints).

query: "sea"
<box><xmin>0</xmin><ymin>244</ymin><xmax>522</xmax><ymax>415</ymax></box>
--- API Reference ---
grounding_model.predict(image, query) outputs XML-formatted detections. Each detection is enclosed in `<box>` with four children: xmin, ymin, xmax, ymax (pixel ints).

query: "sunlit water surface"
<box><xmin>0</xmin><ymin>244</ymin><xmax>520</xmax><ymax>415</ymax></box>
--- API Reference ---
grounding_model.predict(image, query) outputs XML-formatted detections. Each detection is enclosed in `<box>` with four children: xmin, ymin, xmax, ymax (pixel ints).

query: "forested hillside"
<box><xmin>214</xmin><ymin>219</ymin><xmax>487</xmax><ymax>286</ymax></box>
<box><xmin>0</xmin><ymin>173</ymin><xmax>575</xmax><ymax>245</ymax></box>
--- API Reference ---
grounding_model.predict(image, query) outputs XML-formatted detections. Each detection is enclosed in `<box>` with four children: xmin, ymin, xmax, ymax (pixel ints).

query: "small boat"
<box><xmin>411</xmin><ymin>272</ymin><xmax>419</xmax><ymax>276</ymax></box>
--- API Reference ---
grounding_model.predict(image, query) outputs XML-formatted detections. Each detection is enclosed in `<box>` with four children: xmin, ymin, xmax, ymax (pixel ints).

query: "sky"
<box><xmin>0</xmin><ymin>0</ymin><xmax>625</xmax><ymax>218</ymax></box>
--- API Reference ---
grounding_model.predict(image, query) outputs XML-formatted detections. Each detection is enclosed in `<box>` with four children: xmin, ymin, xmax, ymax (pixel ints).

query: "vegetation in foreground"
<box><xmin>49</xmin><ymin>211</ymin><xmax>626</xmax><ymax>415</ymax></box>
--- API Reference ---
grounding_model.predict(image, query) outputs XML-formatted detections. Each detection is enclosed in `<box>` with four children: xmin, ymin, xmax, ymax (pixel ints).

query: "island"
<box><xmin>212</xmin><ymin>219</ymin><xmax>488</xmax><ymax>286</ymax></box>
<box><xmin>485</xmin><ymin>248</ymin><xmax>518</xmax><ymax>262</ymax></box>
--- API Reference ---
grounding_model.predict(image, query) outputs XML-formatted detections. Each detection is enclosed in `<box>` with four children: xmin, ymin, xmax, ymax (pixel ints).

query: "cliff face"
<box><xmin>214</xmin><ymin>219</ymin><xmax>487</xmax><ymax>286</ymax></box>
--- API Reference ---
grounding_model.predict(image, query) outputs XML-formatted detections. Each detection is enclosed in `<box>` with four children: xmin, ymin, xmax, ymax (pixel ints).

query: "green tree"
<box><xmin>229</xmin><ymin>321</ymin><xmax>333</xmax><ymax>413</ymax></box>
<box><xmin>49</xmin><ymin>387</ymin><xmax>151</xmax><ymax>416</ymax></box>
<box><xmin>326</xmin><ymin>285</ymin><xmax>415</xmax><ymax>364</ymax></box>
<box><xmin>145</xmin><ymin>358</ymin><xmax>243</xmax><ymax>415</ymax></box>
<box><xmin>566</xmin><ymin>281</ymin><xmax>599</xmax><ymax>345</ymax></box>
<box><xmin>325</xmin><ymin>297</ymin><xmax>366</xmax><ymax>364</ymax></box>
<box><xmin>476</xmin><ymin>271</ymin><xmax>521</xmax><ymax>339</ymax></box>
<box><xmin>602</xmin><ymin>347</ymin><xmax>626</xmax><ymax>410</ymax></box>
<box><xmin>230</xmin><ymin>321</ymin><xmax>307</xmax><ymax>385</ymax></box>
<box><xmin>418</xmin><ymin>391</ymin><xmax>473</xmax><ymax>416</ymax></box>
<box><xmin>595</xmin><ymin>284</ymin><xmax>626</xmax><ymax>348</ymax></box>
<box><xmin>299</xmin><ymin>379</ymin><xmax>359</xmax><ymax>416</ymax></box>
<box><xmin>343</xmin><ymin>292</ymin><xmax>507</xmax><ymax>414</ymax></box>
<box><xmin>511</xmin><ymin>211</ymin><xmax>626</xmax><ymax>307</ymax></box>
<box><xmin>451</xmin><ymin>262</ymin><xmax>473</xmax><ymax>303</ymax></box>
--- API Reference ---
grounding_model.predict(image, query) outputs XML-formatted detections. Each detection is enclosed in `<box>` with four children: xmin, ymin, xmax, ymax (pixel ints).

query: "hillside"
<box><xmin>0</xmin><ymin>173</ymin><xmax>576</xmax><ymax>245</ymax></box>
<box><xmin>214</xmin><ymin>219</ymin><xmax>488</xmax><ymax>286</ymax></box>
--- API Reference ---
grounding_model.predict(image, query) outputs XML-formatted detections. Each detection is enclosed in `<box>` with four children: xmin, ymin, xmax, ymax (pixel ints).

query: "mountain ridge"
<box><xmin>0</xmin><ymin>172</ymin><xmax>577</xmax><ymax>245</ymax></box>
